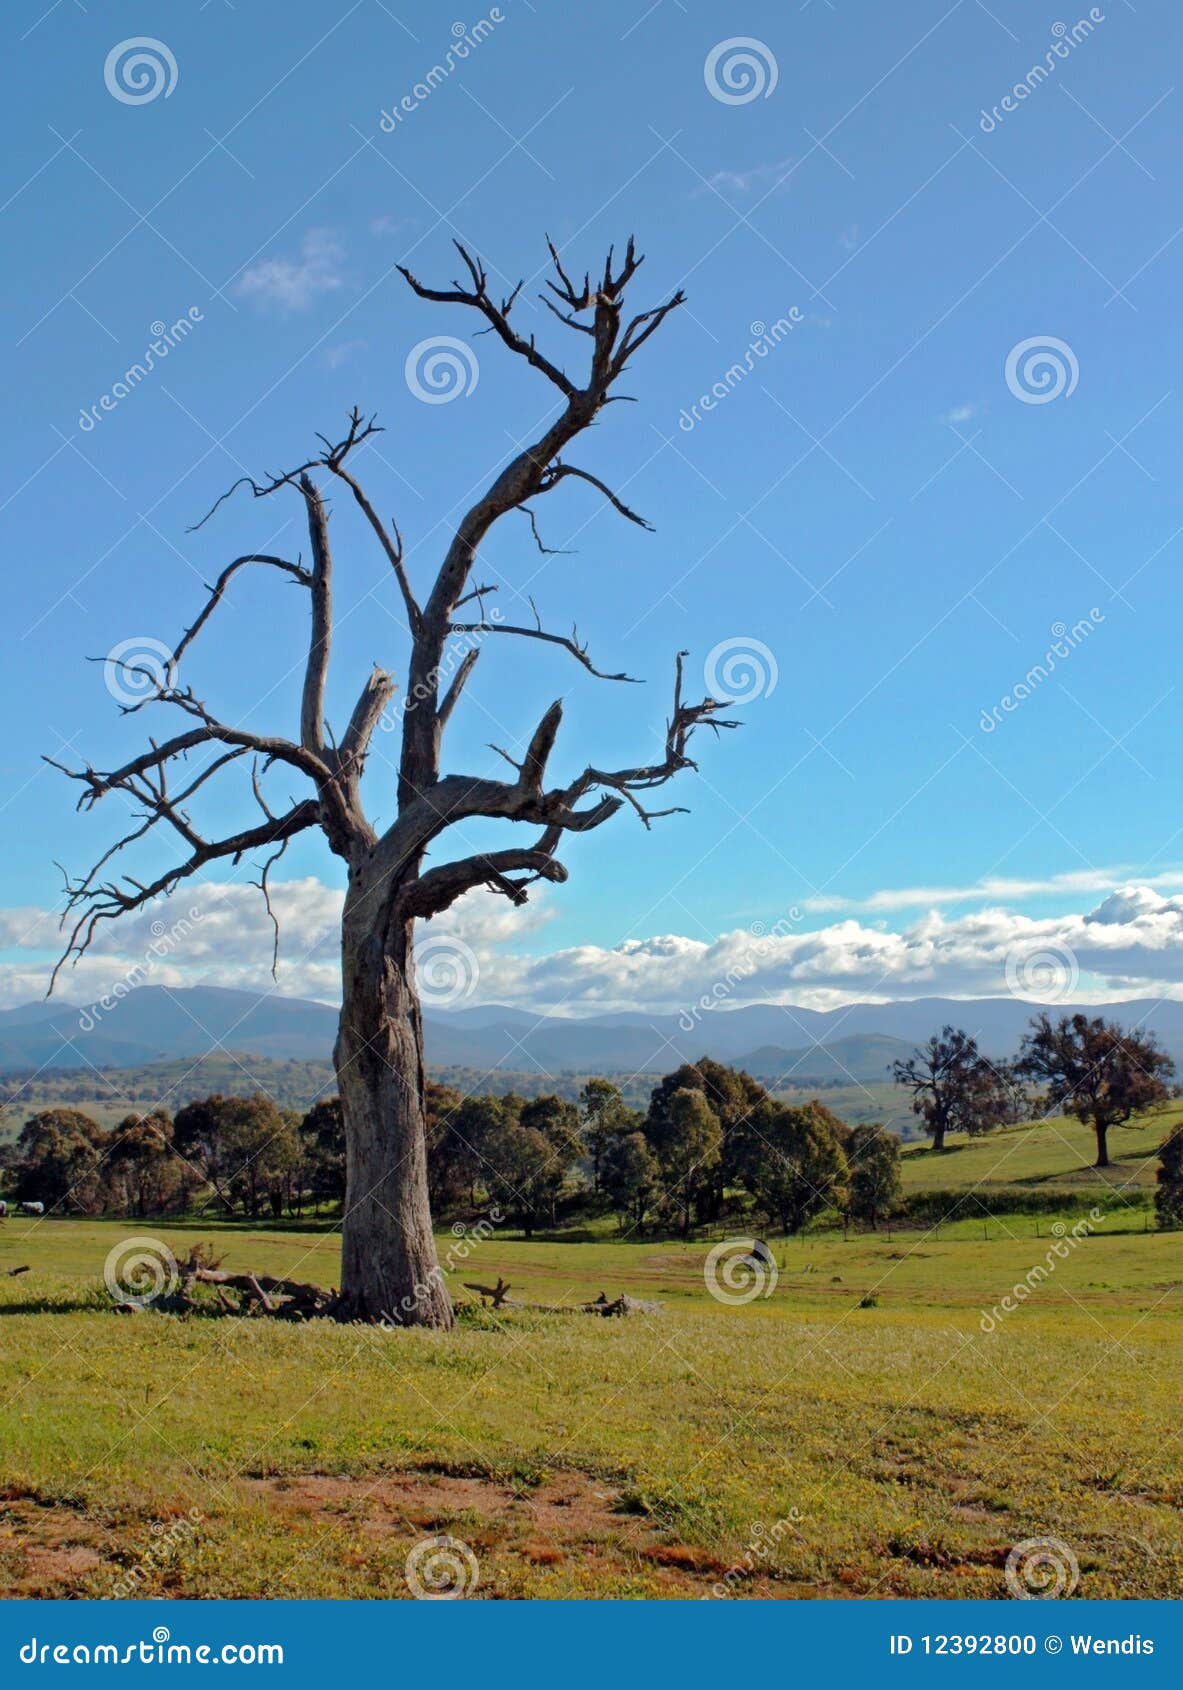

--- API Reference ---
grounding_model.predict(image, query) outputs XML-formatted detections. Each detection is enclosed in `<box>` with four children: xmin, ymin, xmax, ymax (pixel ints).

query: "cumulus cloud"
<box><xmin>0</xmin><ymin>879</ymin><xmax>550</xmax><ymax>1013</ymax></box>
<box><xmin>236</xmin><ymin>229</ymin><xmax>345</xmax><ymax>311</ymax></box>
<box><xmin>7</xmin><ymin>877</ymin><xmax>1183</xmax><ymax>1017</ymax></box>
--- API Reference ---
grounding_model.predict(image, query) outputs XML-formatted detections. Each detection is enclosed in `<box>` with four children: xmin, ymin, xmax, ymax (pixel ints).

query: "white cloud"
<box><xmin>370</xmin><ymin>214</ymin><xmax>415</xmax><ymax>237</ymax></box>
<box><xmin>1</xmin><ymin>879</ymin><xmax>551</xmax><ymax>1013</ymax></box>
<box><xmin>803</xmin><ymin>866</ymin><xmax>1183</xmax><ymax>915</ymax></box>
<box><xmin>699</xmin><ymin>158</ymin><xmax>796</xmax><ymax>198</ymax></box>
<box><xmin>942</xmin><ymin>403</ymin><xmax>977</xmax><ymax>425</ymax></box>
<box><xmin>8</xmin><ymin>878</ymin><xmax>1183</xmax><ymax>1017</ymax></box>
<box><xmin>322</xmin><ymin>340</ymin><xmax>365</xmax><ymax>369</ymax></box>
<box><xmin>236</xmin><ymin>230</ymin><xmax>345</xmax><ymax>311</ymax></box>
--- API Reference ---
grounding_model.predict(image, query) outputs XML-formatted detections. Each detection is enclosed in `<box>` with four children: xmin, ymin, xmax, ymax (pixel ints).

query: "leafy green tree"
<box><xmin>1155</xmin><ymin>1124</ymin><xmax>1183</xmax><ymax>1229</ymax></box>
<box><xmin>1018</xmin><ymin>1013</ymin><xmax>1175</xmax><ymax>1168</ymax></box>
<box><xmin>433</xmin><ymin>1093</ymin><xmax>511</xmax><ymax>1209</ymax></box>
<box><xmin>173</xmin><ymin>1094</ymin><xmax>239</xmax><ymax>1211</ymax></box>
<box><xmin>580</xmin><ymin>1078</ymin><xmax>631</xmax><ymax>1194</ymax></box>
<box><xmin>647</xmin><ymin>1085</ymin><xmax>721</xmax><ymax>1237</ymax></box>
<box><xmin>692</xmin><ymin>1057</ymin><xmax>766</xmax><ymax>1217</ymax></box>
<box><xmin>844</xmin><ymin>1122</ymin><xmax>901</xmax><ymax>1229</ymax></box>
<box><xmin>520</xmin><ymin>1093</ymin><xmax>582</xmax><ymax>1161</ymax></box>
<box><xmin>647</xmin><ymin>1060</ymin><xmax>765</xmax><ymax>1218</ymax></box>
<box><xmin>11</xmin><ymin>1108</ymin><xmax>108</xmax><ymax>1213</ymax></box>
<box><xmin>104</xmin><ymin>1110</ymin><xmax>195</xmax><ymax>1216</ymax></box>
<box><xmin>892</xmin><ymin>1027</ymin><xmax>1010</xmax><ymax>1151</ymax></box>
<box><xmin>485</xmin><ymin>1122</ymin><xmax>565</xmax><ymax>1237</ymax></box>
<box><xmin>738</xmin><ymin>1100</ymin><xmax>849</xmax><ymax>1233</ymax></box>
<box><xmin>602</xmin><ymin>1130</ymin><xmax>660</xmax><ymax>1230</ymax></box>
<box><xmin>300</xmin><ymin>1097</ymin><xmax>346</xmax><ymax>1207</ymax></box>
<box><xmin>174</xmin><ymin>1094</ymin><xmax>296</xmax><ymax>1216</ymax></box>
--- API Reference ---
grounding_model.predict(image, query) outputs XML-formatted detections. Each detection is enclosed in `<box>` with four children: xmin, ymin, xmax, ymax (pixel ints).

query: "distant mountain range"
<box><xmin>2</xmin><ymin>985</ymin><xmax>1183</xmax><ymax>1084</ymax></box>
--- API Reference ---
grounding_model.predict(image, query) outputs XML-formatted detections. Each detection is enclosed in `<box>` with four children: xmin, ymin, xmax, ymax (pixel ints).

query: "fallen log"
<box><xmin>463</xmin><ymin>1277</ymin><xmax>512</xmax><ymax>1309</ymax></box>
<box><xmin>138</xmin><ymin>1247</ymin><xmax>340</xmax><ymax>1320</ymax></box>
<box><xmin>187</xmin><ymin>1265</ymin><xmax>338</xmax><ymax>1319</ymax></box>
<box><xmin>461</xmin><ymin>1282</ymin><xmax>663</xmax><ymax>1318</ymax></box>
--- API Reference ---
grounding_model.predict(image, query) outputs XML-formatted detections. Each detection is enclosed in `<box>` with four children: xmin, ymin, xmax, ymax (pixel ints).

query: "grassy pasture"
<box><xmin>899</xmin><ymin>1106</ymin><xmax>1181</xmax><ymax>1195</ymax></box>
<box><xmin>1</xmin><ymin>1164</ymin><xmax>1181</xmax><ymax>1601</ymax></box>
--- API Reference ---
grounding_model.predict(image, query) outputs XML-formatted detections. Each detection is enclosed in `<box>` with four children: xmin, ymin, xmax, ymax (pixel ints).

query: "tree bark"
<box><xmin>1094</xmin><ymin>1122</ymin><xmax>1110</xmax><ymax>1169</ymax></box>
<box><xmin>334</xmin><ymin>891</ymin><xmax>453</xmax><ymax>1328</ymax></box>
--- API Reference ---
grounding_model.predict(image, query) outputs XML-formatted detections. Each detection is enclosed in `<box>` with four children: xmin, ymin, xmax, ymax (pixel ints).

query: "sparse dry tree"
<box><xmin>48</xmin><ymin>237</ymin><xmax>736</xmax><ymax>1326</ymax></box>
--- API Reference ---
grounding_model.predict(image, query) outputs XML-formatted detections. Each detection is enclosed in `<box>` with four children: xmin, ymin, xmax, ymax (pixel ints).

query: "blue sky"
<box><xmin>2</xmin><ymin>0</ymin><xmax>1183</xmax><ymax>1014</ymax></box>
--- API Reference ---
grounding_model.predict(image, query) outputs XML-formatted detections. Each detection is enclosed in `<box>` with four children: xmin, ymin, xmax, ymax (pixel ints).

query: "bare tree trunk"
<box><xmin>334</xmin><ymin>898</ymin><xmax>452</xmax><ymax>1328</ymax></box>
<box><xmin>1094</xmin><ymin>1122</ymin><xmax>1110</xmax><ymax>1169</ymax></box>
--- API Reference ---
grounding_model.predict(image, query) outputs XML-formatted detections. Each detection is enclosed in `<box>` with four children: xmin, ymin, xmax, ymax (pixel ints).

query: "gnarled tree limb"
<box><xmin>50</xmin><ymin>237</ymin><xmax>729</xmax><ymax>987</ymax></box>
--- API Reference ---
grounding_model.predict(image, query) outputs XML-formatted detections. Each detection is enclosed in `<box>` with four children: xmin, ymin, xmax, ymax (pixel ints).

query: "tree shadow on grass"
<box><xmin>0</xmin><ymin>1297</ymin><xmax>101</xmax><ymax>1316</ymax></box>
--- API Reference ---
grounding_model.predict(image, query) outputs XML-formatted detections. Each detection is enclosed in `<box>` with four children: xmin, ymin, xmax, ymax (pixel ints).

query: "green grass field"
<box><xmin>900</xmin><ymin>1105</ymin><xmax>1181</xmax><ymax>1198</ymax></box>
<box><xmin>2</xmin><ymin>1103</ymin><xmax>1181</xmax><ymax>1602</ymax></box>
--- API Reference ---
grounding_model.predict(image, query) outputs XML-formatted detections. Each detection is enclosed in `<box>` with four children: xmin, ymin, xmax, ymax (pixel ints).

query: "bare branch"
<box><xmin>299</xmin><ymin>474</ymin><xmax>333</xmax><ymax>756</ymax></box>
<box><xmin>172</xmin><ymin>555</ymin><xmax>311</xmax><ymax>672</ymax></box>
<box><xmin>519</xmin><ymin>505</ymin><xmax>572</xmax><ymax>555</ymax></box>
<box><xmin>251</xmin><ymin>833</ymin><xmax>294</xmax><ymax>980</ymax></box>
<box><xmin>50</xmin><ymin>798</ymin><xmax>320</xmax><ymax>989</ymax></box>
<box><xmin>537</xmin><ymin>461</ymin><xmax>654</xmax><ymax>530</ymax></box>
<box><xmin>438</xmin><ymin>648</ymin><xmax>480</xmax><ymax>728</ymax></box>
<box><xmin>325</xmin><ymin>457</ymin><xmax>421</xmax><ymax>632</ymax></box>
<box><xmin>398</xmin><ymin>241</ymin><xmax>579</xmax><ymax>401</ymax></box>
<box><xmin>397</xmin><ymin>237</ymin><xmax>687</xmax><ymax>804</ymax></box>
<box><xmin>340</xmin><ymin>665</ymin><xmax>396</xmax><ymax>778</ymax></box>
<box><xmin>448</xmin><ymin>615</ymin><xmax>640</xmax><ymax>683</ymax></box>
<box><xmin>402</xmin><ymin>847</ymin><xmax>568</xmax><ymax>919</ymax></box>
<box><xmin>188</xmin><ymin>408</ymin><xmax>382</xmax><ymax>530</ymax></box>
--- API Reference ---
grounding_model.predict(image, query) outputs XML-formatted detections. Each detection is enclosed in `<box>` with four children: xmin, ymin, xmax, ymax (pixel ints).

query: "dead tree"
<box><xmin>47</xmin><ymin>237</ymin><xmax>736</xmax><ymax>1328</ymax></box>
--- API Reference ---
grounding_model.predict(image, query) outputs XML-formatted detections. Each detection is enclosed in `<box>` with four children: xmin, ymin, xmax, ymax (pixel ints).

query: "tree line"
<box><xmin>0</xmin><ymin>1059</ymin><xmax>902</xmax><ymax>1238</ymax></box>
<box><xmin>892</xmin><ymin>1012</ymin><xmax>1176</xmax><ymax>1169</ymax></box>
<box><xmin>6</xmin><ymin>1012</ymin><xmax>1181</xmax><ymax>1233</ymax></box>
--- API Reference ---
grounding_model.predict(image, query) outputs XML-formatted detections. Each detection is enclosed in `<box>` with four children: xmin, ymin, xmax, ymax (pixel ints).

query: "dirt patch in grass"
<box><xmin>0</xmin><ymin>1492</ymin><xmax>110</xmax><ymax>1596</ymax></box>
<box><xmin>244</xmin><ymin>1467</ymin><xmax>804</xmax><ymax>1597</ymax></box>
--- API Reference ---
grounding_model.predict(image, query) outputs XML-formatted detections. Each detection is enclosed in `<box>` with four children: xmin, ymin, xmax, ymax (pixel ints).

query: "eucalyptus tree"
<box><xmin>49</xmin><ymin>237</ymin><xmax>735</xmax><ymax>1325</ymax></box>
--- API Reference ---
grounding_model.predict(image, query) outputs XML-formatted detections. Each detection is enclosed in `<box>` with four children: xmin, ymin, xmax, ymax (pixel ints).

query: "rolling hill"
<box><xmin>4</xmin><ymin>985</ymin><xmax>1183</xmax><ymax>1081</ymax></box>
